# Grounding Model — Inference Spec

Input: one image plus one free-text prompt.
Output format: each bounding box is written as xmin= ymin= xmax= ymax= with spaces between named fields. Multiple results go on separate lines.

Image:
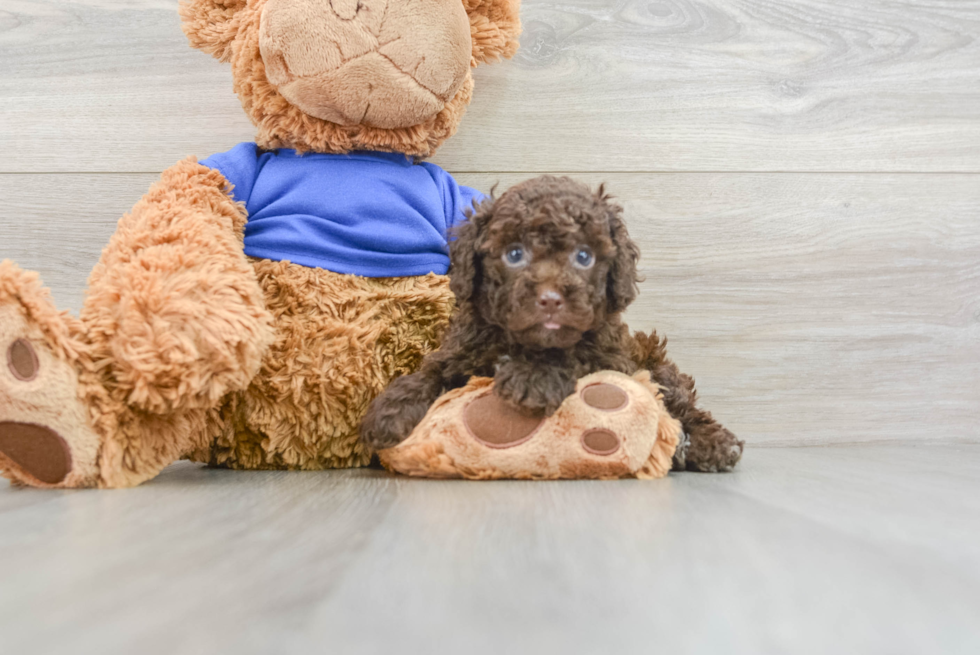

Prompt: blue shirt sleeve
xmin=421 ymin=162 xmax=486 ymax=232
xmin=199 ymin=142 xmax=261 ymax=205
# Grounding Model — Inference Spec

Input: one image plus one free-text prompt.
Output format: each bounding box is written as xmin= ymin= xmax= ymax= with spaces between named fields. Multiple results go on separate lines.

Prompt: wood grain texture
xmin=1 ymin=445 xmax=979 ymax=654
xmin=0 ymin=0 xmax=979 ymax=172
xmin=2 ymin=172 xmax=977 ymax=446
xmin=2 ymin=1 xmax=979 ymax=651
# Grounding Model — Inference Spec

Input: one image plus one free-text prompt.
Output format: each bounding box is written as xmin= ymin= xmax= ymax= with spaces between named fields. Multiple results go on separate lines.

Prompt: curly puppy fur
xmin=361 ymin=176 xmax=744 ymax=472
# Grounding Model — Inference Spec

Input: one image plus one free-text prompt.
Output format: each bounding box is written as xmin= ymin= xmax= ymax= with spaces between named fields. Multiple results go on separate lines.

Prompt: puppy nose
xmin=536 ymin=290 xmax=564 ymax=313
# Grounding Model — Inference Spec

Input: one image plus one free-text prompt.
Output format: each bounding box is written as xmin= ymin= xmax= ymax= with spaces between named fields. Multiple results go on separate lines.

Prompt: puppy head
xmin=450 ymin=176 xmax=639 ymax=349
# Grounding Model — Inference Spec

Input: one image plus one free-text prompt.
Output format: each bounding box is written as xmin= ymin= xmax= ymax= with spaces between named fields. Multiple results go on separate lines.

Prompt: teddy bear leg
xmin=2 ymin=159 xmax=274 ymax=489
xmin=0 ymin=262 xmax=101 ymax=488
xmin=1 ymin=160 xmax=274 ymax=488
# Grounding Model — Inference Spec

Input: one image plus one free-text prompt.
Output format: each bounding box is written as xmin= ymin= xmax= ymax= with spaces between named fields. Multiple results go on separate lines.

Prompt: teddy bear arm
xmin=80 ymin=158 xmax=275 ymax=417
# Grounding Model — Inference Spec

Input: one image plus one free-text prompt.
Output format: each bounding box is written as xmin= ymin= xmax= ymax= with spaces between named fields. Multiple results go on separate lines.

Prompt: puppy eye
xmin=571 ymin=246 xmax=595 ymax=269
xmin=503 ymin=244 xmax=529 ymax=267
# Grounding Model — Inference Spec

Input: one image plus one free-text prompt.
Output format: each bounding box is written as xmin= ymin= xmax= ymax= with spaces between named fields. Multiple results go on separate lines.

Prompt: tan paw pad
xmin=581 ymin=428 xmax=621 ymax=456
xmin=7 ymin=338 xmax=39 ymax=382
xmin=0 ymin=422 xmax=72 ymax=485
xmin=581 ymin=383 xmax=629 ymax=411
xmin=463 ymin=392 xmax=544 ymax=448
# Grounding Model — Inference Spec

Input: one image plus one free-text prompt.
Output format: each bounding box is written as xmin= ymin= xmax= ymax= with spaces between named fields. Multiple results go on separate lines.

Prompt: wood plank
xmin=1 ymin=171 xmax=977 ymax=446
xmin=1 ymin=446 xmax=979 ymax=653
xmin=298 ymin=447 xmax=980 ymax=655
xmin=0 ymin=466 xmax=401 ymax=654
xmin=1 ymin=0 xmax=979 ymax=173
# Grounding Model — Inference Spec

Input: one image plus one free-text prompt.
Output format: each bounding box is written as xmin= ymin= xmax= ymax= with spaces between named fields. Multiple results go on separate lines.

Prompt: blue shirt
xmin=199 ymin=143 xmax=484 ymax=277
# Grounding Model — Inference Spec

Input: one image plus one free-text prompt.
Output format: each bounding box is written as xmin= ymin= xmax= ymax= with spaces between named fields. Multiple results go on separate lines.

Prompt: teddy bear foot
xmin=0 ymin=262 xmax=101 ymax=488
xmin=378 ymin=370 xmax=682 ymax=480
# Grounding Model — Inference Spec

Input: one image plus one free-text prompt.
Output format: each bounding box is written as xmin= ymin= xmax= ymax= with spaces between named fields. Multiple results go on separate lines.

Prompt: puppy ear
xmin=601 ymin=188 xmax=640 ymax=314
xmin=179 ymin=0 xmax=247 ymax=63
xmin=464 ymin=0 xmax=523 ymax=66
xmin=449 ymin=197 xmax=493 ymax=304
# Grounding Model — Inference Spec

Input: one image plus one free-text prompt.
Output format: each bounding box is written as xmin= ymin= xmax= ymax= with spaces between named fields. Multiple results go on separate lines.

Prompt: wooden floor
xmin=1 ymin=1 xmax=979 ymax=652
xmin=1 ymin=445 xmax=979 ymax=654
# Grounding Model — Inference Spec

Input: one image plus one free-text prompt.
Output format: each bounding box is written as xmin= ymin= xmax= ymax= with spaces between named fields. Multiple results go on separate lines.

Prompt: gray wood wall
xmin=1 ymin=0 xmax=977 ymax=447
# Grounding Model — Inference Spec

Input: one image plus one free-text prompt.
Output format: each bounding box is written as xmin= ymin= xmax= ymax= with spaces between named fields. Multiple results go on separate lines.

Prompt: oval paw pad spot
xmin=7 ymin=338 xmax=38 ymax=382
xmin=0 ymin=422 xmax=72 ymax=484
xmin=464 ymin=392 xmax=544 ymax=449
xmin=581 ymin=383 xmax=628 ymax=411
xmin=581 ymin=429 xmax=621 ymax=456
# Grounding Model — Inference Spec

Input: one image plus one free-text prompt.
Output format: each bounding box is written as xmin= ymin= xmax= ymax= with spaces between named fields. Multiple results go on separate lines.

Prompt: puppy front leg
xmin=494 ymin=359 xmax=577 ymax=417
xmin=360 ymin=365 xmax=448 ymax=450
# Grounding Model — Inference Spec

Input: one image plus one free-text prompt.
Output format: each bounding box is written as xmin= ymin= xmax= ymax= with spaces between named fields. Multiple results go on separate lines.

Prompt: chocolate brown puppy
xmin=360 ymin=176 xmax=743 ymax=472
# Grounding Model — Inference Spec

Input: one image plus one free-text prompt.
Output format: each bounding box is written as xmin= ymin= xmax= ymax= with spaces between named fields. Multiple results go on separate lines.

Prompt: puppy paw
xmin=360 ymin=406 xmax=423 ymax=450
xmin=684 ymin=424 xmax=744 ymax=472
xmin=493 ymin=360 xmax=576 ymax=417
xmin=360 ymin=373 xmax=434 ymax=450
xmin=671 ymin=430 xmax=691 ymax=471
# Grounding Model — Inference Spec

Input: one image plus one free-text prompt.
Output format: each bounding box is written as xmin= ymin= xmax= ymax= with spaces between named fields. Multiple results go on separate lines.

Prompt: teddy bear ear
xmin=179 ymin=0 xmax=248 ymax=62
xmin=464 ymin=0 xmax=523 ymax=66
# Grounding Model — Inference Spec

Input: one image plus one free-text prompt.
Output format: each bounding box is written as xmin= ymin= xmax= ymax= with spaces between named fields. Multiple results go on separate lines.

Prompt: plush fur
xmin=258 ymin=0 xmax=472 ymax=128
xmin=197 ymin=259 xmax=454 ymax=472
xmin=0 ymin=0 xmax=520 ymax=488
xmin=0 ymin=164 xmax=456 ymax=488
xmin=362 ymin=176 xmax=744 ymax=472
xmin=181 ymin=0 xmax=520 ymax=157
xmin=2 ymin=158 xmax=456 ymax=488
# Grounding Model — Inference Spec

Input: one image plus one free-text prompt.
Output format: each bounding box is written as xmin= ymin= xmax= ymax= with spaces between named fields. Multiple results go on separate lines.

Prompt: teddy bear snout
xmin=258 ymin=0 xmax=472 ymax=129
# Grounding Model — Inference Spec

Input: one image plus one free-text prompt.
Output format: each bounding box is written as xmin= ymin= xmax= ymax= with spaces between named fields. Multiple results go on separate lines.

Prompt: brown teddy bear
xmin=0 ymin=0 xmax=522 ymax=488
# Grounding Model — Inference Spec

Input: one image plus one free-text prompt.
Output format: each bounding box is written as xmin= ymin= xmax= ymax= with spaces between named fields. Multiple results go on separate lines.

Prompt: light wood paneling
xmin=0 ymin=0 xmax=978 ymax=173
xmin=2 ymin=172 xmax=977 ymax=446
xmin=1 ymin=446 xmax=979 ymax=654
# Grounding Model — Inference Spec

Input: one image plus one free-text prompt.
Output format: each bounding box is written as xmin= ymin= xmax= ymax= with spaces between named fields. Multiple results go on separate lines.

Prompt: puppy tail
xmin=630 ymin=329 xmax=668 ymax=372
xmin=631 ymin=329 xmax=699 ymax=418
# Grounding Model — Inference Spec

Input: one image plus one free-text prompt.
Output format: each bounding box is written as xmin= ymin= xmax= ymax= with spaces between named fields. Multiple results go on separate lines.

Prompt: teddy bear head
xmin=180 ymin=0 xmax=521 ymax=157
